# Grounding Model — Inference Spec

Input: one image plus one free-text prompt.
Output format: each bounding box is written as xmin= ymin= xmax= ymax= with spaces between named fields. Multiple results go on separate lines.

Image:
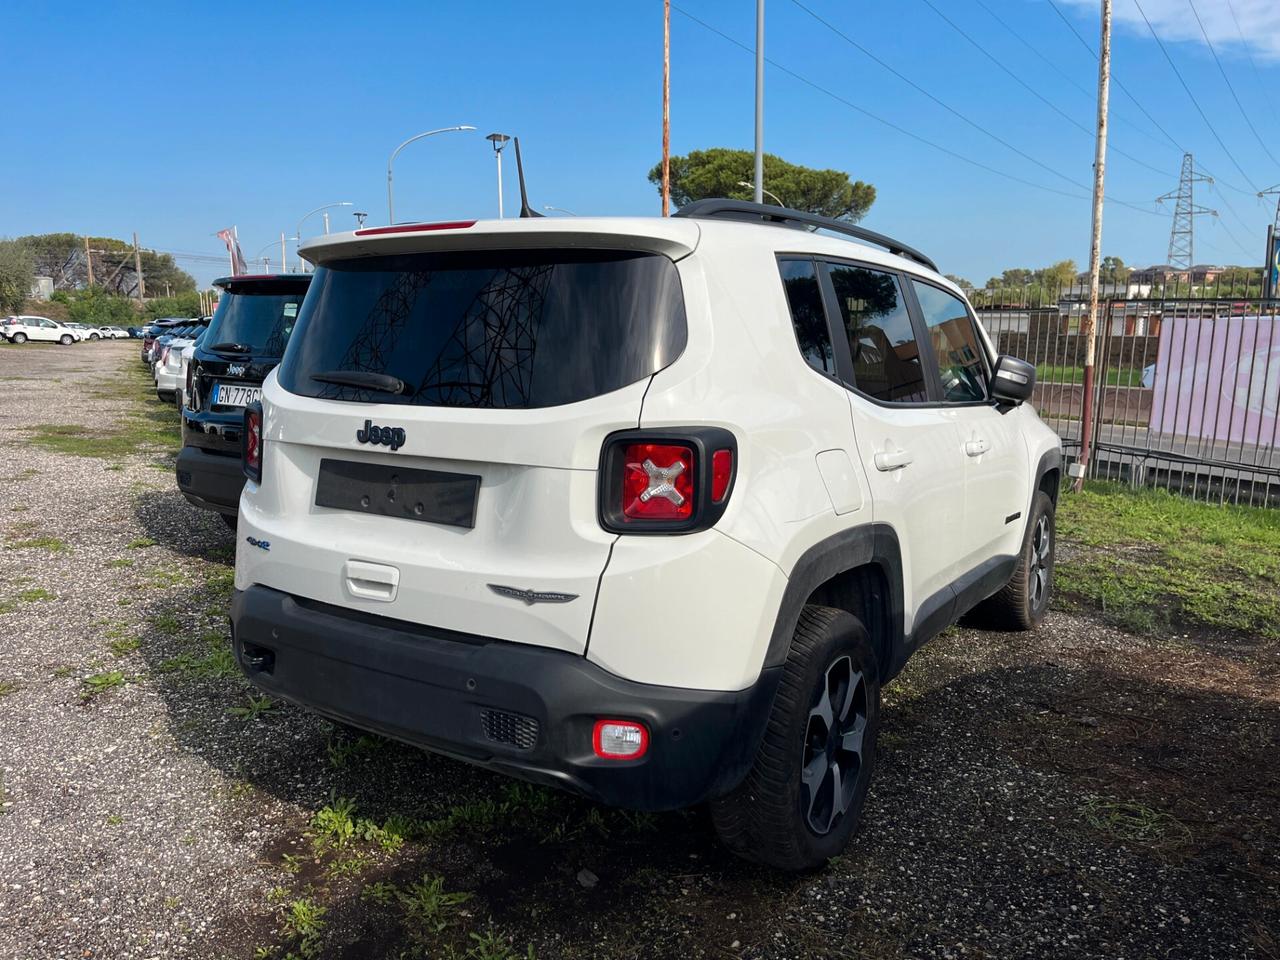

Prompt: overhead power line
xmin=969 ymin=0 xmax=1171 ymax=152
xmin=1185 ymin=0 xmax=1280 ymax=172
xmin=669 ymin=4 xmax=1164 ymax=219
xmin=916 ymin=0 xmax=1174 ymax=179
xmin=1224 ymin=0 xmax=1280 ymax=128
xmin=1129 ymin=0 xmax=1261 ymax=194
xmin=784 ymin=0 xmax=1163 ymax=216
xmin=1043 ymin=0 xmax=1256 ymax=200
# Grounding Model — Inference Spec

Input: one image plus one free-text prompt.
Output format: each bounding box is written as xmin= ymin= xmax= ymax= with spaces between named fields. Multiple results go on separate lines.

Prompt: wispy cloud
xmin=1060 ymin=0 xmax=1280 ymax=60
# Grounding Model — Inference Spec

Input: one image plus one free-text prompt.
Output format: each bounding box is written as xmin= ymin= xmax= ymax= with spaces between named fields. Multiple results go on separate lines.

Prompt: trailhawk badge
xmin=487 ymin=584 xmax=580 ymax=605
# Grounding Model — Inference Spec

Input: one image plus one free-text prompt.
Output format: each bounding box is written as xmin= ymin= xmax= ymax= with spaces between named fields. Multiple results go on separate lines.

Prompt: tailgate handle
xmin=343 ymin=560 xmax=400 ymax=602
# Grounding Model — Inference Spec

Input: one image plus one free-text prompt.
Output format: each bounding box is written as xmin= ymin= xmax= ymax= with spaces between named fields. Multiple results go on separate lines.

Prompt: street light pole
xmin=296 ymin=203 xmax=353 ymax=272
xmin=754 ymin=0 xmax=764 ymax=205
xmin=486 ymin=133 xmax=511 ymax=218
xmin=386 ymin=124 xmax=477 ymax=224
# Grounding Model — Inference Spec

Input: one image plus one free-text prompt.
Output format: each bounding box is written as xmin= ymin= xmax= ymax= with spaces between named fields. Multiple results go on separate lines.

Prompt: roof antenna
xmin=514 ymin=137 xmax=543 ymax=218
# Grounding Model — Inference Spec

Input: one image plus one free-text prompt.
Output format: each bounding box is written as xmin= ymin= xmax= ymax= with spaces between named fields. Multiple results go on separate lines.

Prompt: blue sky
xmin=3 ymin=0 xmax=1280 ymax=288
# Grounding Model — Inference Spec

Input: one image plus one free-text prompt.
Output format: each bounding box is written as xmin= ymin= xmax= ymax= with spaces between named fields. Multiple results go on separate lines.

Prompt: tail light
xmin=242 ymin=401 xmax=263 ymax=483
xmin=160 ymin=346 xmax=170 ymax=364
xmin=185 ymin=361 xmax=196 ymax=409
xmin=598 ymin=427 xmax=736 ymax=534
xmin=592 ymin=719 xmax=649 ymax=760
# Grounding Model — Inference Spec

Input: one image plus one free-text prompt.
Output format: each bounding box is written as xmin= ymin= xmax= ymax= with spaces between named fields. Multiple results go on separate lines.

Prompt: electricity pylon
xmin=1157 ymin=153 xmax=1217 ymax=269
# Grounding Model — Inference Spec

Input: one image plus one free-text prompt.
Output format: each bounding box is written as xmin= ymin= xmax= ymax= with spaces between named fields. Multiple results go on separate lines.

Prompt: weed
xmin=164 ymin=896 xmax=181 ymax=910
xmin=127 ymin=537 xmax=156 ymax=549
xmin=398 ymin=875 xmax=471 ymax=936
xmin=464 ymin=927 xmax=536 ymax=960
xmin=310 ymin=797 xmax=358 ymax=850
xmin=325 ymin=851 xmax=374 ymax=881
xmin=325 ymin=731 xmax=385 ymax=769
xmin=1079 ymin=796 xmax=1192 ymax=847
xmin=17 ymin=588 xmax=54 ymax=603
xmin=81 ymin=671 xmax=126 ymax=700
xmin=228 ymin=693 xmax=275 ymax=721
xmin=280 ymin=853 xmax=303 ymax=875
xmin=0 ymin=680 xmax=19 ymax=699
xmin=361 ymin=881 xmax=399 ymax=906
xmin=107 ymin=557 xmax=133 ymax=568
xmin=152 ymin=612 xmax=182 ymax=635
xmin=280 ymin=897 xmax=327 ymax=959
xmin=106 ymin=814 xmax=123 ymax=825
xmin=51 ymin=665 xmax=74 ymax=678
xmin=109 ymin=636 xmax=141 ymax=657
xmin=147 ymin=568 xmax=185 ymax=589
xmin=6 ymin=536 xmax=68 ymax=552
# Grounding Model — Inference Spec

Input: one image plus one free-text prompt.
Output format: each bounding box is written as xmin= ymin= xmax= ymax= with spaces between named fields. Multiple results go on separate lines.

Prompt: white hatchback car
xmin=2 ymin=316 xmax=83 ymax=345
xmin=230 ymin=201 xmax=1061 ymax=870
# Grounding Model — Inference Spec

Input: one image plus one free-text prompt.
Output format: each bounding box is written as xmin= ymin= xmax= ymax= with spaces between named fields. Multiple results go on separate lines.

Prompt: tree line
xmin=0 ymin=232 xmax=198 ymax=321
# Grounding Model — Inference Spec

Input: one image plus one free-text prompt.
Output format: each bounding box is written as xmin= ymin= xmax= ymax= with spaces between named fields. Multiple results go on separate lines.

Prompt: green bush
xmin=0 ymin=239 xmax=35 ymax=314
xmin=144 ymin=293 xmax=202 ymax=320
xmin=66 ymin=286 xmax=139 ymax=326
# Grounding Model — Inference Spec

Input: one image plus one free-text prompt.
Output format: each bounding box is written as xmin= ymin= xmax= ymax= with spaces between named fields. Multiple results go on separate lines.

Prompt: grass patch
xmin=1057 ymin=482 xmax=1280 ymax=640
xmin=126 ymin=537 xmax=156 ymax=549
xmin=0 ymin=680 xmax=19 ymax=698
xmin=108 ymin=636 xmax=141 ymax=657
xmin=227 ymin=693 xmax=275 ymax=721
xmin=6 ymin=536 xmax=68 ymax=552
xmin=81 ymin=670 xmax=127 ymax=700
xmin=25 ymin=365 xmax=180 ymax=461
xmin=1036 ymin=363 xmax=1146 ymax=388
xmin=0 ymin=587 xmax=55 ymax=612
xmin=1079 ymin=796 xmax=1192 ymax=847
xmin=107 ymin=557 xmax=134 ymax=568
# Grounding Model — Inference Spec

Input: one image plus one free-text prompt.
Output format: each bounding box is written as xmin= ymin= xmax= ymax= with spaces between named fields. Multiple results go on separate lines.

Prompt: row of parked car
xmin=1 ymin=316 xmax=136 ymax=343
xmin=157 ymin=203 xmax=1060 ymax=872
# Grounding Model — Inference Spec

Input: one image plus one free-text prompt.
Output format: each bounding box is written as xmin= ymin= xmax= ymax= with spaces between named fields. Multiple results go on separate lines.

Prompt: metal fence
xmin=976 ymin=287 xmax=1280 ymax=508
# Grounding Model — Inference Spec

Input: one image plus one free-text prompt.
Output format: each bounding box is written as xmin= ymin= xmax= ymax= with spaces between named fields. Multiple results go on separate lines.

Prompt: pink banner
xmin=1149 ymin=316 xmax=1280 ymax=445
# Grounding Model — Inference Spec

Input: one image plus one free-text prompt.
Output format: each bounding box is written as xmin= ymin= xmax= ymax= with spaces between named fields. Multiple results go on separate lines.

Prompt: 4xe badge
xmin=356 ymin=419 xmax=406 ymax=451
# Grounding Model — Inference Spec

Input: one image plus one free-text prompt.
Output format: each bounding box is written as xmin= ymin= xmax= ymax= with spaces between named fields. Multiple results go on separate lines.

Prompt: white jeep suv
xmin=230 ymin=201 xmax=1061 ymax=870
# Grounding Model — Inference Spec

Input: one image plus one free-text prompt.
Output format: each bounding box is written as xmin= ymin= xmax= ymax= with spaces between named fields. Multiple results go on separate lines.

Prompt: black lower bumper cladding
xmin=230 ymin=585 xmax=780 ymax=811
xmin=176 ymin=445 xmax=245 ymax=516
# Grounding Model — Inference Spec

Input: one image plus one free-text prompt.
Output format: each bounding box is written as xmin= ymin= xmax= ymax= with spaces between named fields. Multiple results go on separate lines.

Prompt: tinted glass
xmin=205 ymin=283 xmax=307 ymax=357
xmin=778 ymin=258 xmax=834 ymax=375
xmin=912 ymin=281 xmax=986 ymax=402
xmin=824 ymin=263 xmax=928 ymax=403
xmin=278 ymin=249 xmax=687 ymax=409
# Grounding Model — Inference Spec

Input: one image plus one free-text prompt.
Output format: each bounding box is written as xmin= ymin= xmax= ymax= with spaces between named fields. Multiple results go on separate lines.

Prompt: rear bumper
xmin=229 ymin=584 xmax=780 ymax=811
xmin=176 ymin=444 xmax=244 ymax=516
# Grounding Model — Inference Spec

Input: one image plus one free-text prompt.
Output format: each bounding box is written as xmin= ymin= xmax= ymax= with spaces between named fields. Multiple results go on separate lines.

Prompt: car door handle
xmin=965 ymin=438 xmax=990 ymax=458
xmin=873 ymin=448 xmax=913 ymax=472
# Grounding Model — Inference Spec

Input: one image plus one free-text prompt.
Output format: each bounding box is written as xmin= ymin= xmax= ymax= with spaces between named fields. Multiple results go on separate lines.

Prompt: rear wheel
xmin=971 ymin=490 xmax=1055 ymax=630
xmin=711 ymin=605 xmax=880 ymax=871
xmin=59 ymin=334 xmax=73 ymax=345
xmin=12 ymin=333 xmax=26 ymax=344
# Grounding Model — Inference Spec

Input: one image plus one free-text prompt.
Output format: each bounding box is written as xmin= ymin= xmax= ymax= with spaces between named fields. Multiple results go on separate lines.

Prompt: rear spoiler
xmin=299 ymin=217 xmax=702 ymax=267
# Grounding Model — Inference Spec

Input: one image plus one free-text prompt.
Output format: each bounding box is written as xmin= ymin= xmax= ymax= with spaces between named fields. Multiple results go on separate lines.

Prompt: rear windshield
xmin=277 ymin=249 xmax=687 ymax=409
xmin=205 ymin=282 xmax=308 ymax=357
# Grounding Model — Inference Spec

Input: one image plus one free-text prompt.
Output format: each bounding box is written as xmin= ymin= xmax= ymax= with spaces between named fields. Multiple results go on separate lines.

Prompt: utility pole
xmin=753 ymin=0 xmax=764 ymax=205
xmin=1074 ymin=0 xmax=1112 ymax=494
xmin=84 ymin=236 xmax=94 ymax=287
xmin=1157 ymin=153 xmax=1215 ymax=270
xmin=280 ymin=232 xmax=287 ymax=274
xmin=662 ymin=0 xmax=671 ymax=216
xmin=132 ymin=232 xmax=145 ymax=303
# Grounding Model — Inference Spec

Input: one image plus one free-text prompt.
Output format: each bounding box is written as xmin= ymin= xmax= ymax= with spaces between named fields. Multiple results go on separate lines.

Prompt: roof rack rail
xmin=673 ymin=198 xmax=938 ymax=273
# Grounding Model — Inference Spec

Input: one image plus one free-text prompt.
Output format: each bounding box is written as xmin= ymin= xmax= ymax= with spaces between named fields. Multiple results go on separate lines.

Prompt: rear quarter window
xmin=277 ymin=249 xmax=688 ymax=409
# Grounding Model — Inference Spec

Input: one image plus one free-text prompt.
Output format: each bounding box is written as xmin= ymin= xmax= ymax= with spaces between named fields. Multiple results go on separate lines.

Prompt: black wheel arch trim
xmin=1034 ymin=446 xmax=1063 ymax=505
xmin=764 ymin=523 xmax=906 ymax=680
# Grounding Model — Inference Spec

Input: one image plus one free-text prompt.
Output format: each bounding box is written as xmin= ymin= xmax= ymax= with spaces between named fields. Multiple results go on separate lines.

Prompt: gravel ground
xmin=0 ymin=341 xmax=1276 ymax=960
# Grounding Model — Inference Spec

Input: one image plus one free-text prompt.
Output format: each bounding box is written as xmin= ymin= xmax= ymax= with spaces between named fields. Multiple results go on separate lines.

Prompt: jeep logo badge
xmin=356 ymin=419 xmax=406 ymax=451
xmin=228 ymin=363 xmax=247 ymax=376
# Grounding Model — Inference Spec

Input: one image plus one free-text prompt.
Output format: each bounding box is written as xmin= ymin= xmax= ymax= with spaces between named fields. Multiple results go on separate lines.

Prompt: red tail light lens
xmin=622 ymin=443 xmax=694 ymax=520
xmin=711 ymin=449 xmax=734 ymax=502
xmin=160 ymin=346 xmax=170 ymax=364
xmin=242 ymin=402 xmax=263 ymax=482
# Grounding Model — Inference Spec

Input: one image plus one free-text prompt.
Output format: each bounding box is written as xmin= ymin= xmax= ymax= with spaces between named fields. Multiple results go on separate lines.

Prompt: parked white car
xmin=99 ymin=326 xmax=129 ymax=339
xmin=2 ymin=316 xmax=83 ymax=344
xmin=155 ymin=337 xmax=196 ymax=401
xmin=65 ymin=322 xmax=102 ymax=341
xmin=230 ymin=202 xmax=1061 ymax=871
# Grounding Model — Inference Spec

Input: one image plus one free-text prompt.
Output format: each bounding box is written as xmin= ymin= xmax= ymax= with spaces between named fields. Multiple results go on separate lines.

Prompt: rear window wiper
xmin=311 ymin=370 xmax=410 ymax=395
xmin=208 ymin=341 xmax=253 ymax=355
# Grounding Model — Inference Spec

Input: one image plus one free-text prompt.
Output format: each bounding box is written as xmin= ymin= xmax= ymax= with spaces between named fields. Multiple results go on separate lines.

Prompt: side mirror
xmin=991 ymin=355 xmax=1035 ymax=405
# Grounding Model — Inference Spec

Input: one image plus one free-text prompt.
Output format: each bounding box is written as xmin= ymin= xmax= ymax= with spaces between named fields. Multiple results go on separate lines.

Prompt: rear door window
xmin=822 ymin=262 xmax=929 ymax=403
xmin=278 ymin=249 xmax=687 ymax=409
xmin=205 ymin=282 xmax=308 ymax=358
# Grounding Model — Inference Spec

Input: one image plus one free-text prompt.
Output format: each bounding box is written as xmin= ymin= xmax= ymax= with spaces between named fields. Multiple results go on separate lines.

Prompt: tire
xmin=971 ymin=490 xmax=1055 ymax=631
xmin=89 ymin=333 xmax=100 ymax=341
xmin=12 ymin=333 xmax=26 ymax=344
xmin=220 ymin=513 xmax=238 ymax=531
xmin=711 ymin=605 xmax=880 ymax=871
xmin=59 ymin=334 xmax=73 ymax=345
